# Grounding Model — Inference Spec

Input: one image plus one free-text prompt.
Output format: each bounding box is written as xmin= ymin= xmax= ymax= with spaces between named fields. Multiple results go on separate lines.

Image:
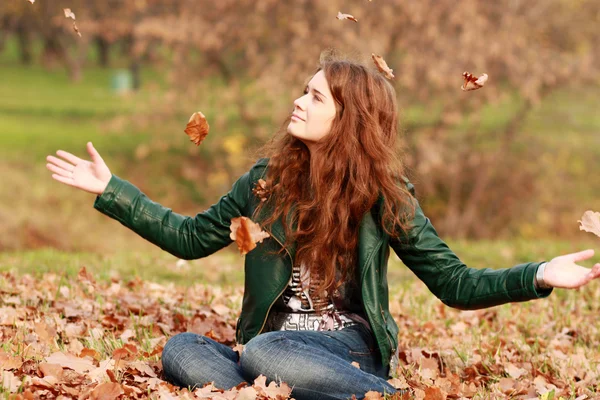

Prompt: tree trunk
xmin=95 ymin=36 xmax=110 ymax=67
xmin=16 ymin=22 xmax=32 ymax=64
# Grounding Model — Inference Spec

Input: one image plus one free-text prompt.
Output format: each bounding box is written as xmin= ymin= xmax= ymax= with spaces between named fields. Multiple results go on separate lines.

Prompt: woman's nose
xmin=293 ymin=97 xmax=304 ymax=110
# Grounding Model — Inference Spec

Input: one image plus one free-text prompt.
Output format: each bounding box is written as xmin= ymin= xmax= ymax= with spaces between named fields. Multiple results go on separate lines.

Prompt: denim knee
xmin=162 ymin=332 xmax=199 ymax=372
xmin=239 ymin=332 xmax=287 ymax=379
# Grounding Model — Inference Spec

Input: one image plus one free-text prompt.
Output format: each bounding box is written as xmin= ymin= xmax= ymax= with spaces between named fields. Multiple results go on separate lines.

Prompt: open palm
xmin=46 ymin=142 xmax=112 ymax=195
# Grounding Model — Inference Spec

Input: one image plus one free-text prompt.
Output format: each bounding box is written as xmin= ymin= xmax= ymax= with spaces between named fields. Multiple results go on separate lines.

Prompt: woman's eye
xmin=313 ymin=95 xmax=321 ymax=102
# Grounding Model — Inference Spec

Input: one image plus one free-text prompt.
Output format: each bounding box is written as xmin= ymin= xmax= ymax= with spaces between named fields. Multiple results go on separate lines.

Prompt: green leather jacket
xmin=93 ymin=157 xmax=552 ymax=374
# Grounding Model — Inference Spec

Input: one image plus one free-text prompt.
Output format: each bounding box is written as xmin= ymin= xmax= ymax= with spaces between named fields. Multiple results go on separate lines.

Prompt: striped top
xmin=263 ymin=261 xmax=371 ymax=332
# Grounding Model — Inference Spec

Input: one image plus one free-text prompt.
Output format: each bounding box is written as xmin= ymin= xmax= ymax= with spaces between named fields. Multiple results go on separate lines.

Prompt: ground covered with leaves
xmin=1 ymin=266 xmax=599 ymax=399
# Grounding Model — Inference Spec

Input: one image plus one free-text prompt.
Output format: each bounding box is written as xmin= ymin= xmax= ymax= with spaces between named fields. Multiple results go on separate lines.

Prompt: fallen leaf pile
xmin=229 ymin=216 xmax=270 ymax=256
xmin=1 ymin=264 xmax=600 ymax=398
xmin=184 ymin=111 xmax=210 ymax=146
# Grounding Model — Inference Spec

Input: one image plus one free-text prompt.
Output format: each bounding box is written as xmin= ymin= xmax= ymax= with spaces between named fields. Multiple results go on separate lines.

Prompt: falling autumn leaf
xmin=64 ymin=8 xmax=76 ymax=19
xmin=461 ymin=71 xmax=488 ymax=91
xmin=371 ymin=54 xmax=395 ymax=80
xmin=63 ymin=8 xmax=82 ymax=37
xmin=184 ymin=111 xmax=210 ymax=146
xmin=578 ymin=210 xmax=600 ymax=238
xmin=337 ymin=11 xmax=358 ymax=23
xmin=229 ymin=216 xmax=270 ymax=255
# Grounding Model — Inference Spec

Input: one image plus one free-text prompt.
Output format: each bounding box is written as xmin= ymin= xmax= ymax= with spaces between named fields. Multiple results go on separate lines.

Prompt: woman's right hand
xmin=46 ymin=142 xmax=112 ymax=195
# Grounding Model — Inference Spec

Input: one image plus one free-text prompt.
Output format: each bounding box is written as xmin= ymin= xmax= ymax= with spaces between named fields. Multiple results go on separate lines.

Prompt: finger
xmin=56 ymin=149 xmax=84 ymax=166
xmin=588 ymin=263 xmax=600 ymax=280
xmin=568 ymin=249 xmax=595 ymax=263
xmin=46 ymin=163 xmax=73 ymax=178
xmin=86 ymin=142 xmax=104 ymax=163
xmin=46 ymin=155 xmax=74 ymax=171
xmin=51 ymin=173 xmax=76 ymax=187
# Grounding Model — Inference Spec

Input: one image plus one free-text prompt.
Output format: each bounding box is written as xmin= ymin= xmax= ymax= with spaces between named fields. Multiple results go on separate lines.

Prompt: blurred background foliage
xmin=0 ymin=0 xmax=598 ymax=259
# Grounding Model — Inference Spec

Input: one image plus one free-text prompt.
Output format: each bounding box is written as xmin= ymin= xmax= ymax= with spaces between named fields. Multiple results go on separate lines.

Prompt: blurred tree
xmin=1 ymin=0 xmax=598 ymax=238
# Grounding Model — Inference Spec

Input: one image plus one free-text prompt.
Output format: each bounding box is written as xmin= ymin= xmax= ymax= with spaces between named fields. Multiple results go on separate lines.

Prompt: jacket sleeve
xmin=389 ymin=181 xmax=553 ymax=310
xmin=93 ymin=164 xmax=256 ymax=260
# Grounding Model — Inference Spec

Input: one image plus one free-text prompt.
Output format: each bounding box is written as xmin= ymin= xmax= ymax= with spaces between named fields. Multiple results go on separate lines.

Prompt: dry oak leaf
xmin=72 ymin=22 xmax=82 ymax=37
xmin=364 ymin=391 xmax=384 ymax=400
xmin=461 ymin=72 xmax=488 ymax=91
xmin=578 ymin=210 xmax=600 ymax=238
xmin=337 ymin=11 xmax=358 ymax=22
xmin=230 ymin=216 xmax=270 ymax=256
xmin=63 ymin=8 xmax=76 ymax=19
xmin=253 ymin=374 xmax=293 ymax=398
xmin=371 ymin=54 xmax=395 ymax=80
xmin=252 ymin=178 xmax=270 ymax=202
xmin=90 ymin=382 xmax=124 ymax=400
xmin=45 ymin=351 xmax=94 ymax=374
xmin=184 ymin=111 xmax=210 ymax=146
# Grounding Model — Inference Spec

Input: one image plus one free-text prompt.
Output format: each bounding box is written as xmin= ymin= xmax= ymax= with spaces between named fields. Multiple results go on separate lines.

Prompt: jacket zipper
xmin=256 ymin=227 xmax=293 ymax=335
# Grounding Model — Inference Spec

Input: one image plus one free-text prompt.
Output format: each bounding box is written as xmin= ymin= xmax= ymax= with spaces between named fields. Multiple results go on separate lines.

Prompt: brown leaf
xmin=90 ymin=382 xmax=124 ymax=400
xmin=232 ymin=343 xmax=245 ymax=356
xmin=578 ymin=210 xmax=600 ymax=238
xmin=0 ymin=350 xmax=23 ymax=371
xmin=1 ymin=370 xmax=22 ymax=392
xmin=63 ymin=8 xmax=76 ymax=20
xmin=229 ymin=216 xmax=270 ymax=256
xmin=184 ymin=111 xmax=210 ymax=146
xmin=253 ymin=374 xmax=293 ymax=398
xmin=252 ymin=178 xmax=270 ymax=202
xmin=371 ymin=54 xmax=395 ymax=79
xmin=336 ymin=12 xmax=358 ymax=23
xmin=364 ymin=391 xmax=384 ymax=400
xmin=72 ymin=22 xmax=82 ymax=38
xmin=423 ymin=387 xmax=446 ymax=400
xmin=39 ymin=363 xmax=63 ymax=380
xmin=461 ymin=72 xmax=488 ymax=91
xmin=44 ymin=351 xmax=94 ymax=374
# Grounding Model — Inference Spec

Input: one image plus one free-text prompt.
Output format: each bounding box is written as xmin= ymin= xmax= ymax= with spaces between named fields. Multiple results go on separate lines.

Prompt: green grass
xmin=1 ymin=237 xmax=596 ymax=289
xmin=0 ymin=247 xmax=245 ymax=288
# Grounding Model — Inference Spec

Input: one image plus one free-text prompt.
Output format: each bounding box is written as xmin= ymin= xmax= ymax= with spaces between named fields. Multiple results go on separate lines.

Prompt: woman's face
xmin=287 ymin=70 xmax=337 ymax=152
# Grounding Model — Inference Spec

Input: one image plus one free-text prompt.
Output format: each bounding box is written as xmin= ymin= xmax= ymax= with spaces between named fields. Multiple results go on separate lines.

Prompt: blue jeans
xmin=161 ymin=324 xmax=400 ymax=399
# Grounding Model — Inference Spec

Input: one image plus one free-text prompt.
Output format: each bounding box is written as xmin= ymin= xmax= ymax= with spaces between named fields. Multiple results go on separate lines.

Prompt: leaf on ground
xmin=1 ymin=370 xmax=23 ymax=393
xmin=90 ymin=382 xmax=124 ymax=400
xmin=0 ymin=350 xmax=23 ymax=371
xmin=45 ymin=352 xmax=94 ymax=374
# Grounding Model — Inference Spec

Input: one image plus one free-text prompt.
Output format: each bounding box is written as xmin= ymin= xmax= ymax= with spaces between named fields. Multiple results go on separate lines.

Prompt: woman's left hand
xmin=543 ymin=249 xmax=600 ymax=289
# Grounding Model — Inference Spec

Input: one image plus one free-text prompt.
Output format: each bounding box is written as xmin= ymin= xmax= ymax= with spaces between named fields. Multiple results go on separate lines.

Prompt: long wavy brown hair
xmin=251 ymin=51 xmax=416 ymax=312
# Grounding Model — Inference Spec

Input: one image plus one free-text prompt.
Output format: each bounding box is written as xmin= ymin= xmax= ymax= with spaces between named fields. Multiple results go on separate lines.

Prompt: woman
xmin=46 ymin=55 xmax=600 ymax=400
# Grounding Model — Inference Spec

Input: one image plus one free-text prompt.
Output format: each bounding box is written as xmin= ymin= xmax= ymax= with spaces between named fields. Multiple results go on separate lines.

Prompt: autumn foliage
xmin=2 ymin=264 xmax=600 ymax=398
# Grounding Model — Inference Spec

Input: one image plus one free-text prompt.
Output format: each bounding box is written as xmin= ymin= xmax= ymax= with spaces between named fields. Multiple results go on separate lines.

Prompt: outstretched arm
xmin=390 ymin=185 xmax=599 ymax=310
xmin=47 ymin=142 xmax=256 ymax=260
